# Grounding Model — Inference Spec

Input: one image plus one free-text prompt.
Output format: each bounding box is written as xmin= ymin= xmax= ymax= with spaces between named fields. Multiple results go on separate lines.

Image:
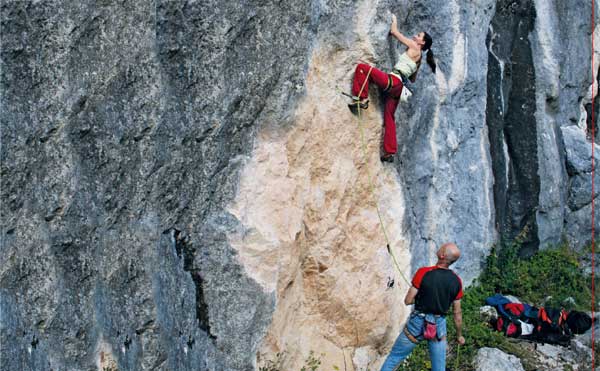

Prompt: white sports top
xmin=391 ymin=52 xmax=418 ymax=78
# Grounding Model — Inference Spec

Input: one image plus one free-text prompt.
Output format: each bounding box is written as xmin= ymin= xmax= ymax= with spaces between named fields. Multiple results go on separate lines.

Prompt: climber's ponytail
xmin=423 ymin=32 xmax=436 ymax=74
xmin=426 ymin=49 xmax=436 ymax=74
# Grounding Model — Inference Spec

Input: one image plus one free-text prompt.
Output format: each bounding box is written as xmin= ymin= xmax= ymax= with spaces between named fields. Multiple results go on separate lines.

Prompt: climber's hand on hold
xmin=390 ymin=14 xmax=398 ymax=34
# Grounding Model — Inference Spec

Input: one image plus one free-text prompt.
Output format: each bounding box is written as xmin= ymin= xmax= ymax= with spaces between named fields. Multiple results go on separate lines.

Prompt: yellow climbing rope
xmin=353 ymin=65 xmax=410 ymax=287
xmin=353 ymin=66 xmax=465 ymax=365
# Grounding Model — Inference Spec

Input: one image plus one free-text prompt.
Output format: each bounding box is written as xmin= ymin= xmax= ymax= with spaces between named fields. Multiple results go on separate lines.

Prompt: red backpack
xmin=494 ymin=303 xmax=525 ymax=337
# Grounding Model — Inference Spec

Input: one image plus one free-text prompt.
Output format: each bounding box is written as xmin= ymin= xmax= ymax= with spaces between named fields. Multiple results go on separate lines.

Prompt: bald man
xmin=380 ymin=243 xmax=465 ymax=371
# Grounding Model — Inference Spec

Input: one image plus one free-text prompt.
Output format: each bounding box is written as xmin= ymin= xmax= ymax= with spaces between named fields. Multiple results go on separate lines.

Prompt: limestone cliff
xmin=0 ymin=1 xmax=598 ymax=371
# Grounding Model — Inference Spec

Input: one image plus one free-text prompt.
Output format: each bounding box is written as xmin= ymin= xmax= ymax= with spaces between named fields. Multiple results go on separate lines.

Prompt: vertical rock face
xmin=1 ymin=1 xmax=316 ymax=370
xmin=232 ymin=16 xmax=412 ymax=370
xmin=534 ymin=0 xmax=600 ymax=252
xmin=562 ymin=125 xmax=600 ymax=247
xmin=486 ymin=0 xmax=540 ymax=255
xmin=0 ymin=1 xmax=597 ymax=371
xmin=555 ymin=0 xmax=600 ymax=250
xmin=486 ymin=0 xmax=600 ymax=254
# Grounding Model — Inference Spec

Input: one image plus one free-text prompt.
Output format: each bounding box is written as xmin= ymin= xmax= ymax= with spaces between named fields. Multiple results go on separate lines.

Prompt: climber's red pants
xmin=351 ymin=63 xmax=404 ymax=155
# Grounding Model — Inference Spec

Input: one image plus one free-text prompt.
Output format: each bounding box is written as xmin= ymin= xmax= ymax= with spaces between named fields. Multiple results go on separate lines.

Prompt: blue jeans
xmin=379 ymin=312 xmax=447 ymax=371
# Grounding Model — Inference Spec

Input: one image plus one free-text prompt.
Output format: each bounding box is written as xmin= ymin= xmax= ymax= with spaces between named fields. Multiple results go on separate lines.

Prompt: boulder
xmin=562 ymin=125 xmax=599 ymax=176
xmin=475 ymin=347 xmax=525 ymax=371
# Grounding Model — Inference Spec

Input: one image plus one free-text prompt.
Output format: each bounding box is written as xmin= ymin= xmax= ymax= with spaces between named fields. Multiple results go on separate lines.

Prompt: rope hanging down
xmin=353 ymin=65 xmax=410 ymax=287
xmin=353 ymin=66 xmax=465 ymax=366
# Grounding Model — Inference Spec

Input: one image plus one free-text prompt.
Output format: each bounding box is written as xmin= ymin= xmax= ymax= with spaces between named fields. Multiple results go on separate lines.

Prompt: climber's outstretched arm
xmin=390 ymin=14 xmax=418 ymax=50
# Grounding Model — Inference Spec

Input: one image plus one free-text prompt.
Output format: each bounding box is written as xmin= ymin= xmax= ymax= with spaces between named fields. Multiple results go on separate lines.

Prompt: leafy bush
xmin=260 ymin=351 xmax=327 ymax=371
xmin=481 ymin=241 xmax=592 ymax=310
xmin=300 ymin=351 xmax=323 ymax=371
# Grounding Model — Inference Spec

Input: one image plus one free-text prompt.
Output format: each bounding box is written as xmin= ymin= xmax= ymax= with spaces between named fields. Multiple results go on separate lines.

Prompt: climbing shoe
xmin=380 ymin=153 xmax=394 ymax=163
xmin=347 ymin=97 xmax=369 ymax=112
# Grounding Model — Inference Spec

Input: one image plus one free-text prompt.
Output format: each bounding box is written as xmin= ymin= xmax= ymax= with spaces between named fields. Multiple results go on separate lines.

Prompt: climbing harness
xmin=352 ymin=65 xmax=410 ymax=287
xmin=400 ymin=83 xmax=412 ymax=102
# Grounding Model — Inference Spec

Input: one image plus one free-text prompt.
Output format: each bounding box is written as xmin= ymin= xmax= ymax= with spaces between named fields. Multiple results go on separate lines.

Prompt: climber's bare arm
xmin=390 ymin=14 xmax=418 ymax=50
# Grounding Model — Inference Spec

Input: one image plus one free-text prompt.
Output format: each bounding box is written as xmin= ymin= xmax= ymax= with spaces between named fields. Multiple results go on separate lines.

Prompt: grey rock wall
xmin=486 ymin=0 xmax=599 ymax=254
xmin=1 ymin=1 xmax=316 ymax=370
xmin=533 ymin=0 xmax=599 ymax=251
xmin=563 ymin=125 xmax=600 ymax=247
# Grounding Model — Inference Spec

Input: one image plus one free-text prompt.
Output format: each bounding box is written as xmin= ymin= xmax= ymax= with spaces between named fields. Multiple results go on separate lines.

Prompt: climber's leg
xmin=382 ymin=96 xmax=400 ymax=155
xmin=351 ymin=64 xmax=390 ymax=100
xmin=381 ymin=76 xmax=403 ymax=156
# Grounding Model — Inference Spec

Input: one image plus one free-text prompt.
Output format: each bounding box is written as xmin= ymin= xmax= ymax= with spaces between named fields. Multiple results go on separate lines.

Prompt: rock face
xmin=486 ymin=0 xmax=600 ymax=255
xmin=0 ymin=1 xmax=597 ymax=371
xmin=486 ymin=0 xmax=540 ymax=254
xmin=563 ymin=125 xmax=600 ymax=248
xmin=1 ymin=1 xmax=315 ymax=370
xmin=475 ymin=347 xmax=525 ymax=371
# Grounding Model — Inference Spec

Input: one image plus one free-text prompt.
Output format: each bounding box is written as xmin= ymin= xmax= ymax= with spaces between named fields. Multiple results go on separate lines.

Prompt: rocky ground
xmin=475 ymin=336 xmax=593 ymax=371
xmin=474 ymin=311 xmax=599 ymax=371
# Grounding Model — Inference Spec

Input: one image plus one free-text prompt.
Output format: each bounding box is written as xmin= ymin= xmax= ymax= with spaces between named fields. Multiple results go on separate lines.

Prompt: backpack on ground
xmin=565 ymin=310 xmax=592 ymax=335
xmin=485 ymin=294 xmax=591 ymax=346
xmin=526 ymin=307 xmax=572 ymax=346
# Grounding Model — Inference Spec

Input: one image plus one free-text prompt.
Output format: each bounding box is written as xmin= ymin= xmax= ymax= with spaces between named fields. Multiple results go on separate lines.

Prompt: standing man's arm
xmin=404 ymin=286 xmax=418 ymax=305
xmin=452 ymin=300 xmax=465 ymax=345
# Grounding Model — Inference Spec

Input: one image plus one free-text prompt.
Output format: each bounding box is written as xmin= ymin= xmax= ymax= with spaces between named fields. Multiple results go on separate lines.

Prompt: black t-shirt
xmin=412 ymin=266 xmax=463 ymax=315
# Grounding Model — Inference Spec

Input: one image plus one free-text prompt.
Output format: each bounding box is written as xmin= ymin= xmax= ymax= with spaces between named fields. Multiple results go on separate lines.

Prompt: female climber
xmin=349 ymin=14 xmax=436 ymax=162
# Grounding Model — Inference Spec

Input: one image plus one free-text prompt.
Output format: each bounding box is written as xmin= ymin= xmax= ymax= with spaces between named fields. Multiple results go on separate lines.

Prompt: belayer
xmin=379 ymin=243 xmax=465 ymax=371
xmin=348 ymin=14 xmax=436 ymax=162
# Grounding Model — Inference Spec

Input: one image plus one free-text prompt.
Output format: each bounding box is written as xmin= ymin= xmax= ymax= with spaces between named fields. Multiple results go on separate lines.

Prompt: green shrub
xmin=480 ymin=240 xmax=593 ymax=310
xmin=300 ymin=351 xmax=323 ymax=371
xmin=259 ymin=351 xmax=327 ymax=371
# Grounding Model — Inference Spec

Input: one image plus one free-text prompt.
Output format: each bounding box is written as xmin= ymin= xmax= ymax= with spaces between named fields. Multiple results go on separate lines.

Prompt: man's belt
xmin=414 ymin=310 xmax=445 ymax=318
